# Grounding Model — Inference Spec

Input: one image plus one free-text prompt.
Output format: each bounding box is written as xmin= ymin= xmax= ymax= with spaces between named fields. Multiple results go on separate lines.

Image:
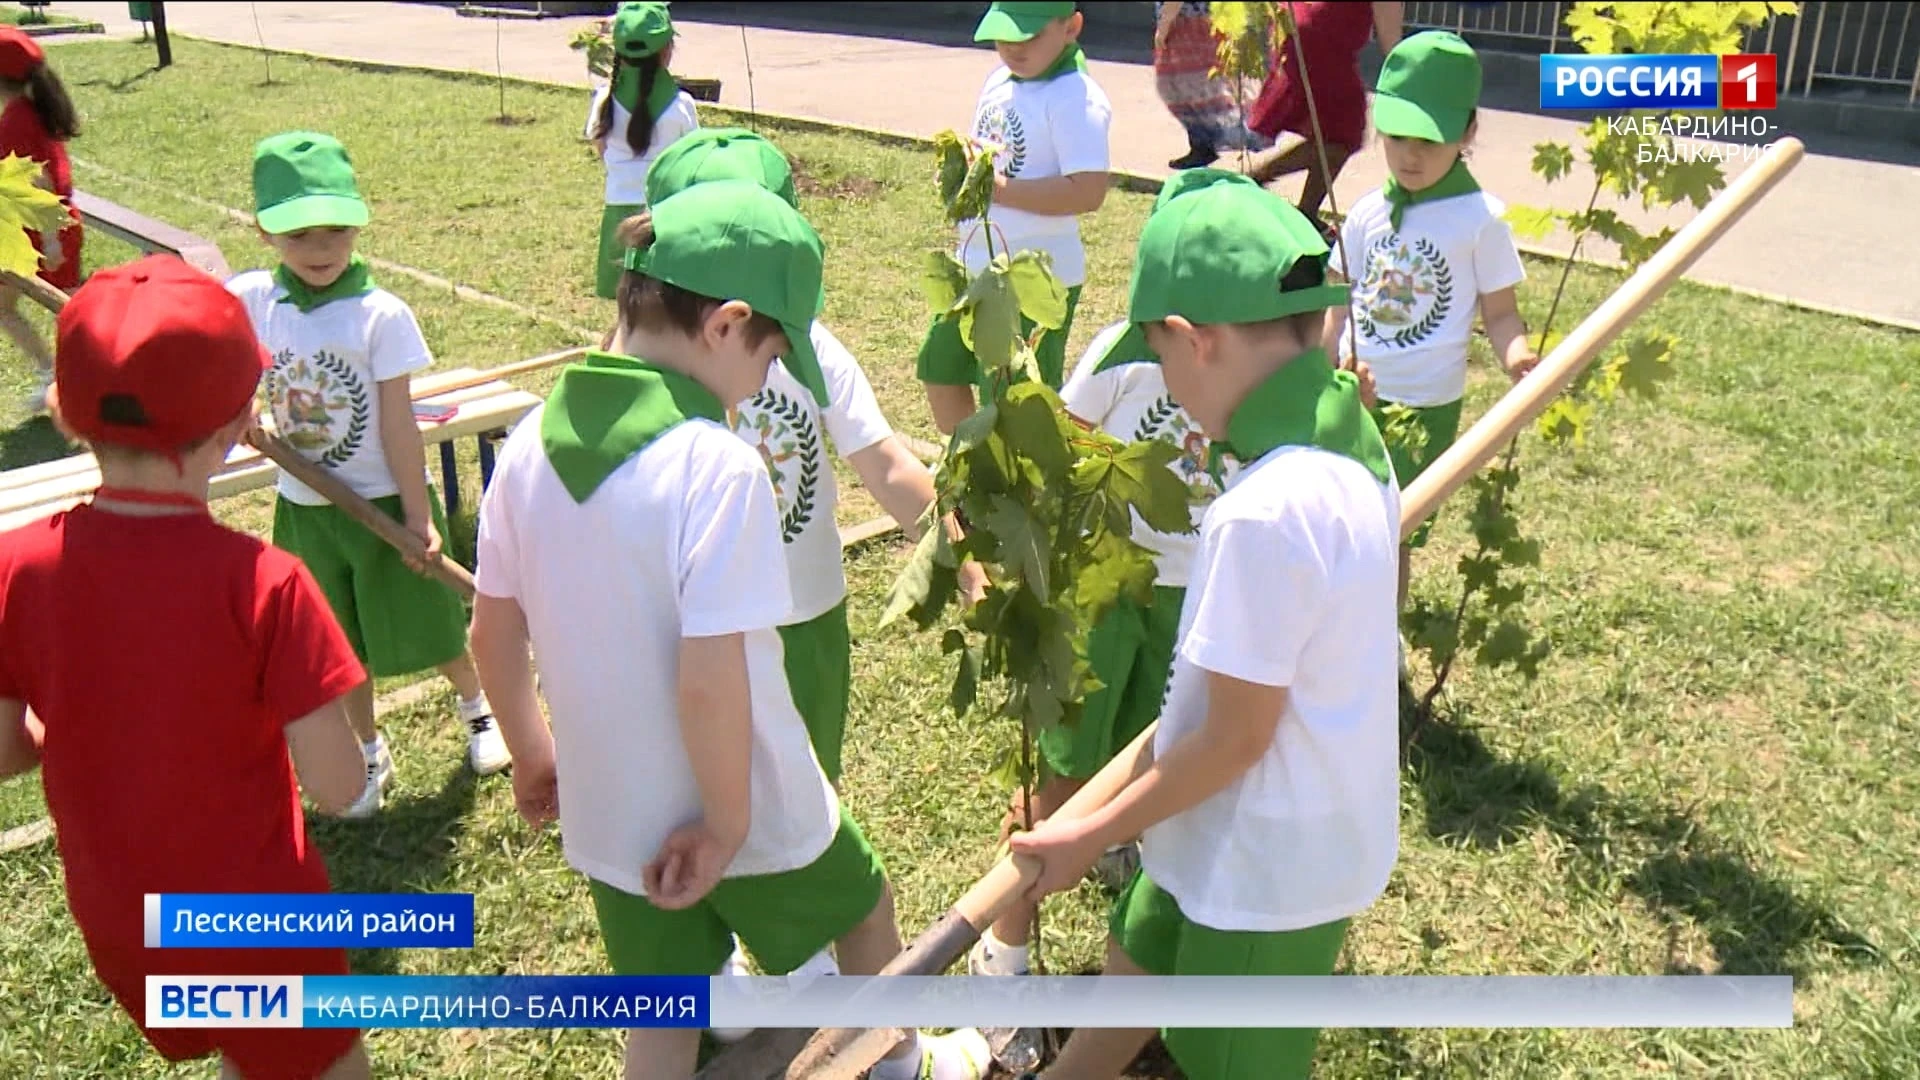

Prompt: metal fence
xmin=1404 ymin=1 xmax=1919 ymax=104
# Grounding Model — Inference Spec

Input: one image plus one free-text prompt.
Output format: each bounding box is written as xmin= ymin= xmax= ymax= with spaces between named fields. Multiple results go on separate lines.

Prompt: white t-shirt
xmin=1140 ymin=444 xmax=1402 ymax=932
xmin=227 ymin=270 xmax=434 ymax=506
xmin=957 ymin=65 xmax=1112 ymax=287
xmin=729 ymin=322 xmax=893 ymax=625
xmin=1059 ymin=322 xmax=1237 ymax=588
xmin=473 ymin=407 xmax=839 ymax=897
xmin=585 ymin=85 xmax=701 ymax=206
xmin=1330 ymin=189 xmax=1527 ymax=407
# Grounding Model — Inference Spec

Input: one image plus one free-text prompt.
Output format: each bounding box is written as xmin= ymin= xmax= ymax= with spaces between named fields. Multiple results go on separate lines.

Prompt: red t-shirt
xmin=0 ymin=95 xmax=70 ymax=198
xmin=0 ymin=506 xmax=366 ymax=949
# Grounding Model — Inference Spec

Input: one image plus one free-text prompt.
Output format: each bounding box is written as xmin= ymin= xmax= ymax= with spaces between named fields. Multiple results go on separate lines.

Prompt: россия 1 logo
xmin=1540 ymin=54 xmax=1778 ymax=110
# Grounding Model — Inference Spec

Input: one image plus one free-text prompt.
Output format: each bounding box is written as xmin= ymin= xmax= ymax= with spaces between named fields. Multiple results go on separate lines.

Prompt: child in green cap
xmin=918 ymin=1 xmax=1113 ymax=435
xmin=470 ymin=180 xmax=991 ymax=1080
xmin=640 ymin=125 xmax=987 ymax=1044
xmin=1322 ymin=31 xmax=1537 ymax=619
xmin=1008 ymin=169 xmax=1402 ymax=1080
xmin=229 ymin=131 xmax=511 ymax=820
xmin=586 ymin=0 xmax=700 ymax=300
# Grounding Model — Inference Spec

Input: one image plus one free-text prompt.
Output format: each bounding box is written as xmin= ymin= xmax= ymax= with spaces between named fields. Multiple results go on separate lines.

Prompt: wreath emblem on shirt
xmin=264 ymin=347 xmax=370 ymax=469
xmin=1355 ymin=235 xmax=1453 ymax=350
xmin=1134 ymin=395 xmax=1224 ymax=502
xmin=734 ymin=387 xmax=822 ymax=544
xmin=973 ymin=103 xmax=1028 ymax=179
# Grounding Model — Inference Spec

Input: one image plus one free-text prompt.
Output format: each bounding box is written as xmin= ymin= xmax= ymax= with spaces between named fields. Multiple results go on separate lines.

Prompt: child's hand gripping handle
xmin=248 ymin=429 xmax=479 ymax=600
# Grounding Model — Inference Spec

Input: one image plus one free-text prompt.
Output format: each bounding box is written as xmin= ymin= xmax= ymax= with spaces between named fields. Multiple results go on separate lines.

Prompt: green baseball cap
xmin=252 ymin=132 xmax=368 ymax=235
xmin=974 ymin=1 xmax=1075 ymax=43
xmin=612 ymin=1 xmax=673 ymax=60
xmin=646 ymin=127 xmax=797 ymax=210
xmin=1372 ymin=31 xmax=1482 ymax=144
xmin=1126 ymin=169 xmax=1347 ymax=333
xmin=624 ymin=179 xmax=828 ymax=407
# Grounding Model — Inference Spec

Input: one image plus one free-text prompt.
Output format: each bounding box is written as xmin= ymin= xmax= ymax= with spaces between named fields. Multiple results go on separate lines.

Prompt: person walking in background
xmin=1153 ymin=2 xmax=1267 ymax=170
xmin=1245 ymin=1 xmax=1403 ymax=225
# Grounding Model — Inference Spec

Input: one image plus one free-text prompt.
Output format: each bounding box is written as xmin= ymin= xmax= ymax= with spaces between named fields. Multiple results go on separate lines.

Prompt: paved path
xmin=53 ymin=2 xmax=1920 ymax=328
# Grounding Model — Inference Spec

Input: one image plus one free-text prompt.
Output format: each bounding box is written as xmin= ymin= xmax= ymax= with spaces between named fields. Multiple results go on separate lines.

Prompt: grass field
xmin=0 ymin=36 xmax=1915 ymax=1078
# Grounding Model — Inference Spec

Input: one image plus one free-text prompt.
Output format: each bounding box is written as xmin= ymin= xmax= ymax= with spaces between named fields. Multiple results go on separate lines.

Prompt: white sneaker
xmin=459 ymin=697 xmax=511 ymax=776
xmin=966 ymin=933 xmax=1029 ymax=977
xmin=339 ymin=742 xmax=393 ymax=820
xmin=24 ymin=371 xmax=49 ymax=414
xmin=710 ymin=939 xmax=756 ymax=1044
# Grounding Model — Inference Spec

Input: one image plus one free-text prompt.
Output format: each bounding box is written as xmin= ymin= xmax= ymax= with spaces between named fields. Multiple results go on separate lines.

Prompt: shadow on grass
xmin=1407 ymin=711 xmax=1881 ymax=978
xmin=0 ymin=416 xmax=78 ymax=471
xmin=315 ymin=766 xmax=480 ymax=977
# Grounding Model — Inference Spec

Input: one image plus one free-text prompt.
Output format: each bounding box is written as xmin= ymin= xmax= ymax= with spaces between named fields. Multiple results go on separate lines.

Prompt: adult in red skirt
xmin=1154 ymin=2 xmax=1269 ymax=170
xmin=1246 ymin=1 xmax=1402 ymax=224
xmin=0 ymin=25 xmax=82 ymax=412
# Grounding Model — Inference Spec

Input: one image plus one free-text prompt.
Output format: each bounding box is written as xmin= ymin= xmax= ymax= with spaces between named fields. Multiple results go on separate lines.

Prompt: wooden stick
xmin=723 ymin=135 xmax=1809 ymax=1080
xmin=408 ymin=346 xmax=587 ymax=398
xmin=1 ymin=269 xmax=73 ymax=316
xmin=249 ymin=431 xmax=477 ymax=599
xmin=1400 ymin=136 xmax=1806 ymax=528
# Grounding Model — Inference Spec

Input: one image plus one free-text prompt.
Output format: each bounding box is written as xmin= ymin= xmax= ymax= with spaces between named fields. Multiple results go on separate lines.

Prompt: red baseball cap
xmin=0 ymin=27 xmax=44 ymax=81
xmin=52 ymin=255 xmax=270 ymax=453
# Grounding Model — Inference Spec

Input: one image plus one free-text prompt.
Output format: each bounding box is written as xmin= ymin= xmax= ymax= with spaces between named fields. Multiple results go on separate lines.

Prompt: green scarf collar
xmin=274 ymin=255 xmax=375 ymax=314
xmin=1214 ymin=348 xmax=1392 ymax=486
xmin=1383 ymin=159 xmax=1480 ymax=232
xmin=1010 ymin=42 xmax=1087 ymax=83
xmin=540 ymin=351 xmax=726 ymax=503
xmin=613 ymin=65 xmax=683 ymax=124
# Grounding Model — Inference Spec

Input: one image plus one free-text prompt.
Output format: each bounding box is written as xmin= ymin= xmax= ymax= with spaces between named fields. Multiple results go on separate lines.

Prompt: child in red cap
xmin=0 ymin=24 xmax=81 ymax=412
xmin=0 ymin=255 xmax=376 ymax=1080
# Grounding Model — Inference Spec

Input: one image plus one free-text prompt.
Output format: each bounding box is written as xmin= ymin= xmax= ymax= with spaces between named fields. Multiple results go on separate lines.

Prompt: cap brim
xmin=781 ymin=322 xmax=829 ymax=408
xmin=1372 ymin=94 xmax=1469 ymax=144
xmin=256 ymin=195 xmax=369 ymax=235
xmin=974 ymin=11 xmax=1048 ymax=42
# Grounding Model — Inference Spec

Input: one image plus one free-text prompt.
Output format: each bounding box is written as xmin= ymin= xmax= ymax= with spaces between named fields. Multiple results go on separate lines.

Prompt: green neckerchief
xmin=1091 ymin=325 xmax=1158 ymax=374
xmin=1383 ymin=158 xmax=1480 ymax=232
xmin=274 ymin=255 xmax=375 ymax=314
xmin=1010 ymin=42 xmax=1087 ymax=83
xmin=613 ymin=64 xmax=682 ymax=123
xmin=540 ymin=351 xmax=725 ymax=503
xmin=1212 ymin=347 xmax=1391 ymax=486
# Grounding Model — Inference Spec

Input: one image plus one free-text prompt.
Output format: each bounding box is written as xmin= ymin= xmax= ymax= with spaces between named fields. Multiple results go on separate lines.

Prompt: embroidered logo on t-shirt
xmin=1356 ymin=235 xmax=1454 ymax=350
xmin=973 ymin=102 xmax=1029 ymax=179
xmin=1134 ymin=395 xmax=1228 ymax=502
xmin=265 ymin=348 xmax=371 ymax=469
xmin=734 ymin=387 xmax=822 ymax=543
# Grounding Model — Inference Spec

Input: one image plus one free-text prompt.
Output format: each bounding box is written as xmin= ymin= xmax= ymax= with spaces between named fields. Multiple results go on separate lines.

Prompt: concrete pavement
xmin=52 ymin=1 xmax=1920 ymax=328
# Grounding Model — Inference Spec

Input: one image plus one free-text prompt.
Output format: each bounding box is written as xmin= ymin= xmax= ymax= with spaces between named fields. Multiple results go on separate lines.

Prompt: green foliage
xmin=568 ymin=20 xmax=614 ymax=81
xmin=1209 ymin=2 xmax=1287 ymax=84
xmin=886 ymin=132 xmax=1195 ymax=791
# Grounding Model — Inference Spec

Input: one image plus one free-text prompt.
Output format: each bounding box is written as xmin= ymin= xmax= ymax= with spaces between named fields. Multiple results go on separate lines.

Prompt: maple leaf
xmin=1530 ymin=142 xmax=1577 ymax=184
xmin=0 ymin=154 xmax=69 ymax=282
xmin=1609 ymin=333 xmax=1676 ymax=402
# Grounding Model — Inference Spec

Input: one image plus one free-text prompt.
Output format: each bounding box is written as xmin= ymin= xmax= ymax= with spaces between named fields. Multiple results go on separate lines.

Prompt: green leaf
xmin=998 ymin=382 xmax=1073 ymax=481
xmin=1006 ymin=251 xmax=1069 ymax=329
xmin=1403 ymin=602 xmax=1460 ymax=669
xmin=942 ymin=628 xmax=968 ymax=654
xmin=1504 ymin=204 xmax=1559 ymax=242
xmin=920 ymin=251 xmax=970 ymax=315
xmin=1110 ymin=438 xmax=1196 ymax=536
xmin=1071 ymin=528 xmax=1157 ymax=623
xmin=1610 ymin=333 xmax=1676 ymax=401
xmin=881 ymin=524 xmax=944 ymax=628
xmin=951 ymin=644 xmax=981 ymax=716
xmin=934 ymin=130 xmax=969 ymax=209
xmin=986 ymin=744 xmax=1023 ymax=791
xmin=1476 ymin=620 xmax=1532 ymax=667
xmin=958 ymin=265 xmax=1020 ymax=373
xmin=1458 ymin=554 xmax=1502 ymax=593
xmin=0 ymin=154 xmax=68 ymax=281
xmin=952 ymin=146 xmax=996 ymax=224
xmin=1486 ymin=581 xmax=1529 ymax=610
xmin=1501 ymin=537 xmax=1542 ymax=568
xmin=1529 ymin=142 xmax=1577 ymax=184
xmin=983 ymin=494 xmax=1052 ymax=598
xmin=1536 ymin=397 xmax=1593 ymax=446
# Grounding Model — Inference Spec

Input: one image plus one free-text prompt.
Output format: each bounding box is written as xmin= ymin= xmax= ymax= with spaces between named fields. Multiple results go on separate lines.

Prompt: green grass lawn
xmin=0 ymin=36 xmax=1915 ymax=1078
xmin=0 ymin=4 xmax=96 ymax=28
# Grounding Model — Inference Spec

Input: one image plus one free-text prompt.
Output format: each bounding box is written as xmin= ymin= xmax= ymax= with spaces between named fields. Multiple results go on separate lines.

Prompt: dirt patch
xmin=789 ymin=154 xmax=882 ymax=201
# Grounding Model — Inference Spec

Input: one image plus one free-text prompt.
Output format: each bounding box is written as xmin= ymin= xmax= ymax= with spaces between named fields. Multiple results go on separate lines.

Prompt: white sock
xmin=362 ymin=736 xmax=386 ymax=759
xmin=458 ymin=693 xmax=491 ymax=719
xmin=790 ymin=947 xmax=839 ymax=980
xmin=976 ymin=927 xmax=1028 ymax=976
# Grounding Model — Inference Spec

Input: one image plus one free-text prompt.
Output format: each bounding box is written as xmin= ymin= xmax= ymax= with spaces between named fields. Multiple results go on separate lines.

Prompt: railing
xmin=1403 ymin=1 xmax=1919 ymax=104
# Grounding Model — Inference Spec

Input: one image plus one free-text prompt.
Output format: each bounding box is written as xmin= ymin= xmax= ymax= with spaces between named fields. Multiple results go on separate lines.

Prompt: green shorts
xmin=272 ymin=492 xmax=469 ymax=678
xmin=588 ymin=803 xmax=886 ymax=977
xmin=1040 ymin=585 xmax=1183 ymax=779
xmin=1112 ymin=872 xmax=1350 ymax=1080
xmin=1370 ymin=397 xmax=1463 ymax=549
xmin=779 ymin=600 xmax=852 ymax=784
xmin=595 ymin=202 xmax=643 ymax=300
xmin=915 ymin=284 xmax=1082 ymax=392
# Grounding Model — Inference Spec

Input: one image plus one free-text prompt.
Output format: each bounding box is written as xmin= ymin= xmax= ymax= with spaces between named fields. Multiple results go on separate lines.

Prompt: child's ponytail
xmin=25 ymin=65 xmax=77 ymax=141
xmin=624 ymin=56 xmax=663 ymax=155
xmin=590 ymin=56 xmax=621 ymax=142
